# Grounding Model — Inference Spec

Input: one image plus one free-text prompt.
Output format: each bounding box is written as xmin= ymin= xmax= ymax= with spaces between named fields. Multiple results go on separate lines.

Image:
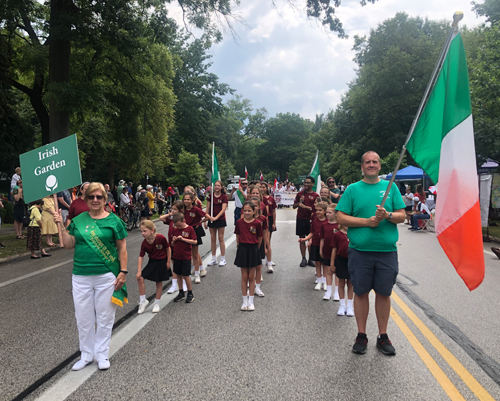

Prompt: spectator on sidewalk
xmin=57 ymin=189 xmax=72 ymax=226
xmin=41 ymin=196 xmax=59 ymax=247
xmin=10 ymin=167 xmax=21 ymax=201
xmin=0 ymin=198 xmax=5 ymax=248
xmin=13 ymin=180 xmax=25 ymax=239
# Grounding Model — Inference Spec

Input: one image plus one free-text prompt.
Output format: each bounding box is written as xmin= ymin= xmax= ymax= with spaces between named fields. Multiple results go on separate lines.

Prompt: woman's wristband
xmin=119 ymin=270 xmax=128 ymax=275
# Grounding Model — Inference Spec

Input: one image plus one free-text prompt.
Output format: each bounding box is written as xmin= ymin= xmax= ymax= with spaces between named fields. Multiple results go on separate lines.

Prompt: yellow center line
xmin=392 ymin=291 xmax=495 ymax=401
xmin=390 ymin=307 xmax=465 ymax=400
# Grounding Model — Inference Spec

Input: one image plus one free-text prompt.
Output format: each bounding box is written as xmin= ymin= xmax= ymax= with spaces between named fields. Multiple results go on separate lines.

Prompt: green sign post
xmin=20 ymin=134 xmax=82 ymax=204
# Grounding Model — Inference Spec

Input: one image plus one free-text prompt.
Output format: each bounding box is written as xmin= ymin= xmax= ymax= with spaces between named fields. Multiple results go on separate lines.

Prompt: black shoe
xmin=186 ymin=292 xmax=194 ymax=303
xmin=300 ymin=257 xmax=307 ymax=267
xmin=42 ymin=253 xmax=52 ymax=257
xmin=491 ymin=247 xmax=500 ymax=260
xmin=307 ymin=259 xmax=315 ymax=267
xmin=0 ymin=242 xmax=5 ymax=248
xmin=377 ymin=333 xmax=396 ymax=355
xmin=174 ymin=292 xmax=186 ymax=302
xmin=352 ymin=333 xmax=368 ymax=354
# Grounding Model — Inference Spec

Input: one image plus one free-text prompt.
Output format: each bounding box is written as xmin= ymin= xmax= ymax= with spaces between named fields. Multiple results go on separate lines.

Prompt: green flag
xmin=309 ymin=150 xmax=321 ymax=194
xmin=212 ymin=143 xmax=220 ymax=187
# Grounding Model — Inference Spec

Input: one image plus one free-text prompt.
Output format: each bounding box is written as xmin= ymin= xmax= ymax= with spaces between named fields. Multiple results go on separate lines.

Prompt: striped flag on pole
xmin=406 ymin=31 xmax=484 ymax=290
xmin=211 ymin=143 xmax=220 ymax=217
xmin=309 ymin=150 xmax=321 ymax=195
xmin=245 ymin=166 xmax=248 ymax=179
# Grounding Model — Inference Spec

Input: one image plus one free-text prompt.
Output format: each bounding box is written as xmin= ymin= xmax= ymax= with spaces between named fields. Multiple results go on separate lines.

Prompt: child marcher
xmin=320 ymin=204 xmax=339 ymax=300
xmin=250 ymin=196 xmax=267 ymax=297
xmin=205 ymin=180 xmax=228 ymax=266
xmin=137 ymin=220 xmax=172 ymax=314
xmin=27 ymin=199 xmax=51 ymax=259
xmin=159 ymin=201 xmax=188 ymax=294
xmin=234 ymin=201 xmax=263 ymax=311
xmin=330 ymin=224 xmax=354 ymax=316
xmin=261 ymin=182 xmax=277 ymax=271
xmin=169 ymin=213 xmax=197 ymax=303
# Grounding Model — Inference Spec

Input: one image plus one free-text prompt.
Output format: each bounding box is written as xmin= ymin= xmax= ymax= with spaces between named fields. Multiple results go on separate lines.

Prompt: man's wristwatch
xmin=387 ymin=212 xmax=393 ymax=221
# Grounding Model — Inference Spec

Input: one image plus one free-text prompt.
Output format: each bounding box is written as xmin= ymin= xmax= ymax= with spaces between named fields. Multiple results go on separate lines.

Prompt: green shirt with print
xmin=68 ymin=212 xmax=128 ymax=276
xmin=335 ymin=180 xmax=405 ymax=252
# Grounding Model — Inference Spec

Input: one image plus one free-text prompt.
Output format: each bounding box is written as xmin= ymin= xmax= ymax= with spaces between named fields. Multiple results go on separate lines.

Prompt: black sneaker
xmin=300 ymin=257 xmax=307 ymax=267
xmin=174 ymin=292 xmax=186 ymax=302
xmin=307 ymin=259 xmax=315 ymax=267
xmin=352 ymin=333 xmax=368 ymax=354
xmin=186 ymin=292 xmax=194 ymax=303
xmin=0 ymin=243 xmax=5 ymax=248
xmin=377 ymin=333 xmax=396 ymax=355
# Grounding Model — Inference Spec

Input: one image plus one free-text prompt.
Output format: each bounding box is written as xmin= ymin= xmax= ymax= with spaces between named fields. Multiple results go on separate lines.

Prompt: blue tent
xmin=385 ymin=165 xmax=429 ymax=180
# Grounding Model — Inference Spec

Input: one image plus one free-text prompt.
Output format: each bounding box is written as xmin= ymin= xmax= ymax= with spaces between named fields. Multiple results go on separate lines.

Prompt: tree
xmin=170 ymin=150 xmax=205 ymax=188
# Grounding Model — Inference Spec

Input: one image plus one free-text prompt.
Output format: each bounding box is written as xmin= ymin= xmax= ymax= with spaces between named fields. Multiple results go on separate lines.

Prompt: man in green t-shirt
xmin=336 ymin=151 xmax=406 ymax=356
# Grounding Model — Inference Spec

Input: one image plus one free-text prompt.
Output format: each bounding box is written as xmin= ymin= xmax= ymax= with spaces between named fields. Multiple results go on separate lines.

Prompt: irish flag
xmin=211 ymin=142 xmax=220 ymax=187
xmin=406 ymin=31 xmax=484 ymax=291
xmin=309 ymin=150 xmax=321 ymax=195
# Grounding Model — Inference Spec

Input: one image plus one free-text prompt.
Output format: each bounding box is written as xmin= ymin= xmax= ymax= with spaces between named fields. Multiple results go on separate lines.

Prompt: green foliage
xmin=380 ymin=150 xmax=407 ymax=175
xmin=0 ymin=201 xmax=14 ymax=224
xmin=170 ymin=149 xmax=205 ymax=187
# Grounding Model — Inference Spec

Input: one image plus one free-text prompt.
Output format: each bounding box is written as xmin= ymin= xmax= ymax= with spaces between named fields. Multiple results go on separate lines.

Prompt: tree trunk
xmin=108 ymin=161 xmax=115 ymax=188
xmin=48 ymin=0 xmax=72 ymax=142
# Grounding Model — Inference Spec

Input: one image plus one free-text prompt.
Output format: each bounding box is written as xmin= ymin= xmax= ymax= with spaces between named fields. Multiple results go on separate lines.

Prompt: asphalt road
xmin=1 ymin=202 xmax=500 ymax=400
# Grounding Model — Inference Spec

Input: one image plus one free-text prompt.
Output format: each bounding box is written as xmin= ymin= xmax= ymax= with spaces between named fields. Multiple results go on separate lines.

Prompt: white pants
xmin=72 ymin=273 xmax=117 ymax=362
xmin=61 ymin=209 xmax=69 ymax=223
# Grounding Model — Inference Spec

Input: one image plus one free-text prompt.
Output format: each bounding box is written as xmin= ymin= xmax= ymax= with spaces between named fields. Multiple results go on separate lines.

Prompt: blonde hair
xmin=250 ymin=197 xmax=261 ymax=216
xmin=327 ymin=203 xmax=337 ymax=211
xmin=184 ymin=185 xmax=199 ymax=202
xmin=140 ymin=220 xmax=156 ymax=231
xmin=85 ymin=182 xmax=107 ymax=203
xmin=248 ymin=185 xmax=262 ymax=201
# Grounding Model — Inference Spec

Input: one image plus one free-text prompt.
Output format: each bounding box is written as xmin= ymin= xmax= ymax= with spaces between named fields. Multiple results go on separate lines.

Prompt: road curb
xmin=0 ymin=218 xmax=162 ymax=265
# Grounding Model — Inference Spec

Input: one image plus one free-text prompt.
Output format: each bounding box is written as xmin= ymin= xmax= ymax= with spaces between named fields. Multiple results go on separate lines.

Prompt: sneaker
xmin=186 ymin=293 xmax=195 ymax=303
xmin=219 ymin=259 xmax=226 ymax=266
xmin=267 ymin=264 xmax=274 ymax=273
xmin=323 ymin=292 xmax=331 ymax=301
xmin=167 ymin=284 xmax=178 ymax=294
xmin=174 ymin=292 xmax=186 ymax=302
xmin=194 ymin=276 xmax=201 ymax=284
xmin=314 ymin=282 xmax=322 ymax=291
xmin=271 ymin=261 xmax=276 ymax=266
xmin=307 ymin=259 xmax=315 ymax=267
xmin=247 ymin=303 xmax=255 ymax=311
xmin=492 ymin=247 xmax=500 ymax=259
xmin=200 ymin=269 xmax=207 ymax=277
xmin=152 ymin=304 xmax=160 ymax=313
xmin=352 ymin=333 xmax=368 ymax=354
xmin=72 ymin=359 xmax=92 ymax=371
xmin=261 ymin=275 xmax=263 ymax=282
xmin=346 ymin=306 xmax=355 ymax=317
xmin=322 ymin=282 xmax=327 ymax=291
xmin=333 ymin=291 xmax=340 ymax=302
xmin=98 ymin=359 xmax=110 ymax=370
xmin=377 ymin=333 xmax=396 ymax=355
xmin=300 ymin=257 xmax=307 ymax=267
xmin=255 ymin=288 xmax=265 ymax=297
xmin=138 ymin=300 xmax=149 ymax=314
xmin=241 ymin=301 xmax=248 ymax=311
xmin=207 ymin=259 xmax=217 ymax=266
xmin=337 ymin=305 xmax=346 ymax=316
xmin=411 ymin=227 xmax=421 ymax=231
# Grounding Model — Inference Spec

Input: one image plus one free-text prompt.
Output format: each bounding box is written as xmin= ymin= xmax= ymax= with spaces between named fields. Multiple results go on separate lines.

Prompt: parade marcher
xmin=230 ymin=179 xmax=248 ymax=225
xmin=327 ymin=177 xmax=341 ymax=204
xmin=299 ymin=201 xmax=328 ymax=291
xmin=137 ymin=220 xmax=172 ymax=314
xmin=330 ymin=224 xmax=353 ymax=316
xmin=293 ymin=176 xmax=320 ymax=267
xmin=336 ymin=151 xmax=405 ymax=355
xmin=320 ymin=203 xmax=339 ymax=300
xmin=54 ymin=182 xmax=128 ymax=371
xmin=205 ymin=180 xmax=228 ymax=266
xmin=67 ymin=182 xmax=90 ymax=226
xmin=12 ymin=180 xmax=25 ymax=239
xmin=235 ymin=201 xmax=263 ymax=311
xmin=261 ymin=182 xmax=277 ymax=272
xmin=169 ymin=213 xmax=196 ymax=304
xmin=27 ymin=199 xmax=51 ymax=259
xmin=183 ymin=193 xmax=211 ymax=283
xmin=403 ymin=187 xmax=414 ymax=224
xmin=250 ymin=196 xmax=267 ymax=297
xmin=41 ymin=196 xmax=59 ymax=247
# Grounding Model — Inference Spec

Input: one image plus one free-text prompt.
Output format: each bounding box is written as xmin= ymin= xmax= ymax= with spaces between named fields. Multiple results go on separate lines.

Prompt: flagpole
xmin=211 ymin=142 xmax=214 ymax=218
xmin=380 ymin=11 xmax=463 ymax=208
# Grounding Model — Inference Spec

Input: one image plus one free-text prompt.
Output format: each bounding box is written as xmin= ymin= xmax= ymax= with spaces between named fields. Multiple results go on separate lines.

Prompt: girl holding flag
xmin=205 ymin=180 xmax=228 ymax=266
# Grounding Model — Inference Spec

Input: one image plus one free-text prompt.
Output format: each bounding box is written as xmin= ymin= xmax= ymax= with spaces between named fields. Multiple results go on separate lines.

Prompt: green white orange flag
xmin=211 ymin=143 xmax=220 ymax=187
xmin=406 ymin=32 xmax=484 ymax=291
xmin=309 ymin=150 xmax=321 ymax=194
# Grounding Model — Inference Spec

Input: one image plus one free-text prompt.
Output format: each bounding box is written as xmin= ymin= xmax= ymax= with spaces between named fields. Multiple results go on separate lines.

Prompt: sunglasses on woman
xmin=87 ymin=195 xmax=104 ymax=200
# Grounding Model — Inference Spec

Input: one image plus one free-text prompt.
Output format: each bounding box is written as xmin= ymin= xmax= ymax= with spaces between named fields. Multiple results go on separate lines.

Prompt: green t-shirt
xmin=330 ymin=188 xmax=341 ymax=204
xmin=335 ymin=180 xmax=406 ymax=252
xmin=68 ymin=212 xmax=128 ymax=276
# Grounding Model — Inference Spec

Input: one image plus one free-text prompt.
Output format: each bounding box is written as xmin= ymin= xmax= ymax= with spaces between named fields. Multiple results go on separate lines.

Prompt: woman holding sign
xmin=54 ymin=182 xmax=128 ymax=371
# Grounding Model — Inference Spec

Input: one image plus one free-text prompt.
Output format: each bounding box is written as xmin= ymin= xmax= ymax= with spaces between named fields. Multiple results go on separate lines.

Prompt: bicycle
xmin=127 ymin=205 xmax=141 ymax=231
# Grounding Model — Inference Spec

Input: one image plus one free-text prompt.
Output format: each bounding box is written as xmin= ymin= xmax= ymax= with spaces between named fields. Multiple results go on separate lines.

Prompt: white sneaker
xmin=98 ymin=359 xmax=110 ymax=370
xmin=255 ymin=288 xmax=265 ymax=297
xmin=337 ymin=305 xmax=346 ymax=316
xmin=314 ymin=282 xmax=322 ymax=291
xmin=183 ymin=283 xmax=188 ymax=291
xmin=152 ymin=304 xmax=160 ymax=313
xmin=194 ymin=276 xmax=201 ymax=284
xmin=333 ymin=291 xmax=340 ymax=301
xmin=267 ymin=264 xmax=274 ymax=273
xmin=271 ymin=261 xmax=276 ymax=266
xmin=346 ymin=306 xmax=355 ymax=317
xmin=322 ymin=282 xmax=327 ymax=291
xmin=261 ymin=275 xmax=263 ymax=282
xmin=207 ymin=259 xmax=217 ymax=266
xmin=72 ymin=359 xmax=92 ymax=371
xmin=323 ymin=292 xmax=331 ymax=301
xmin=247 ymin=303 xmax=255 ymax=311
xmin=167 ymin=284 xmax=178 ymax=294
xmin=219 ymin=259 xmax=226 ymax=266
xmin=241 ymin=301 xmax=248 ymax=311
xmin=138 ymin=300 xmax=149 ymax=314
xmin=314 ymin=277 xmax=319 ymax=284
xmin=200 ymin=269 xmax=207 ymax=277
